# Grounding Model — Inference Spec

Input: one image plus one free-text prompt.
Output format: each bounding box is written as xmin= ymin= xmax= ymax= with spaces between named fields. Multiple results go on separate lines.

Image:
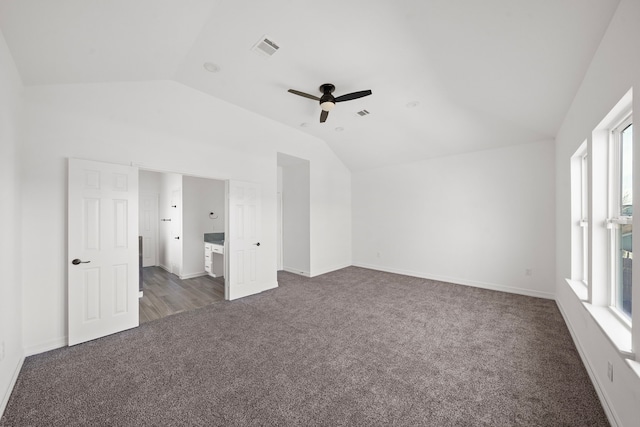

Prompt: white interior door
xmin=170 ymin=189 xmax=182 ymax=275
xmin=139 ymin=193 xmax=158 ymax=267
xmin=227 ymin=180 xmax=261 ymax=300
xmin=277 ymin=191 xmax=283 ymax=271
xmin=68 ymin=158 xmax=139 ymax=346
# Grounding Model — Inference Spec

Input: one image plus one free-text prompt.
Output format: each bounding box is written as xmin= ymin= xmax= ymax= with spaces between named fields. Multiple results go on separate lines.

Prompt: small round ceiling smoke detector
xmin=203 ymin=62 xmax=220 ymax=73
xmin=406 ymin=101 xmax=420 ymax=108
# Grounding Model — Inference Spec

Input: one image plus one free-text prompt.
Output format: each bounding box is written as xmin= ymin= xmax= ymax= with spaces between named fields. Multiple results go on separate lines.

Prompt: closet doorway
xmin=277 ymin=153 xmax=311 ymax=276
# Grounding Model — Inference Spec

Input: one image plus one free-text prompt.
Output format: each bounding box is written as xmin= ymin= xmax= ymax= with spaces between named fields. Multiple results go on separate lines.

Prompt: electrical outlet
xmin=525 ymin=268 xmax=533 ymax=276
xmin=607 ymin=362 xmax=614 ymax=382
xmin=376 ymin=252 xmax=381 ymax=258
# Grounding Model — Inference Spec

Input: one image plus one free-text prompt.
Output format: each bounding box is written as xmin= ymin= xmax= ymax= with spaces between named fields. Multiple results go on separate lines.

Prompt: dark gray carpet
xmin=1 ymin=267 xmax=608 ymax=426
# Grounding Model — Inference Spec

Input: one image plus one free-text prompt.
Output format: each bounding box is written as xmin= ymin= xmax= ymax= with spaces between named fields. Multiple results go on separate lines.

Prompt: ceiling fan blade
xmin=288 ymin=89 xmax=320 ymax=101
xmin=320 ymin=110 xmax=329 ymax=123
xmin=334 ymin=90 xmax=372 ymax=103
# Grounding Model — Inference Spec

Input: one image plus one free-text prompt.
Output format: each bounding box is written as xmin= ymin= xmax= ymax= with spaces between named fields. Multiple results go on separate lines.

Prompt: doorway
xmin=138 ymin=170 xmax=226 ymax=323
xmin=277 ymin=153 xmax=311 ymax=276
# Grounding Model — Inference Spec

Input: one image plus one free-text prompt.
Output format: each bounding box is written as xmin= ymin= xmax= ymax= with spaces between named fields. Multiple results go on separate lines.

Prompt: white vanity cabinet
xmin=204 ymin=242 xmax=224 ymax=278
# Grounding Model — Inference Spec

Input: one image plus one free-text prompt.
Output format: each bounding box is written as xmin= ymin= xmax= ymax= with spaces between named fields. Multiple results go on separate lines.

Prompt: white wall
xmin=18 ymin=80 xmax=352 ymax=354
xmin=182 ymin=175 xmax=225 ymax=277
xmin=310 ymin=159 xmax=352 ymax=276
xmin=280 ymin=158 xmax=311 ymax=276
xmin=353 ymin=140 xmax=556 ymax=299
xmin=555 ymin=0 xmax=640 ymax=425
xmin=139 ymin=169 xmax=161 ymax=194
xmin=0 ymin=28 xmax=24 ymax=415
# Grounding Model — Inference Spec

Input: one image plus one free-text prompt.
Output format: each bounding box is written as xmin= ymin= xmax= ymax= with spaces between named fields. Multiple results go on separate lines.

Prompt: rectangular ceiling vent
xmin=356 ymin=110 xmax=370 ymax=117
xmin=252 ymin=36 xmax=280 ymax=57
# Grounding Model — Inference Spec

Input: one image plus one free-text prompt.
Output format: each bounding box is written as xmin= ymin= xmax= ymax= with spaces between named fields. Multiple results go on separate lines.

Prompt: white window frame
xmin=565 ymin=89 xmax=635 ymax=358
xmin=580 ymin=152 xmax=589 ymax=285
xmin=569 ymin=141 xmax=589 ymax=292
xmin=607 ymin=114 xmax=633 ymax=326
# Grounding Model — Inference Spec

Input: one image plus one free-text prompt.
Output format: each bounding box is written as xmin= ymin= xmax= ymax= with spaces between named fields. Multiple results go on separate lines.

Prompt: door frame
xmin=139 ymin=167 xmax=231 ymax=300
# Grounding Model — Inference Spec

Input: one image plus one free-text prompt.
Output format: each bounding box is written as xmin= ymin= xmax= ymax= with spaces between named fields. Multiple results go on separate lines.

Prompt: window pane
xmin=617 ymin=224 xmax=632 ymax=317
xmin=620 ymin=124 xmax=633 ymax=216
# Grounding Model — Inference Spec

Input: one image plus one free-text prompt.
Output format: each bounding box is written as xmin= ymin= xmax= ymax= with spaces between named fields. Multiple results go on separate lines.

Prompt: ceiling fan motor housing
xmin=319 ymin=83 xmax=336 ymax=94
xmin=319 ymin=84 xmax=336 ymax=110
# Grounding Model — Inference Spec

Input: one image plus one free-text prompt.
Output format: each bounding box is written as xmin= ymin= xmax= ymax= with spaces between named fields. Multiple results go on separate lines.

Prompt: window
xmin=567 ymin=90 xmax=634 ymax=357
xmin=570 ymin=142 xmax=589 ymax=287
xmin=609 ymin=115 xmax=633 ymax=320
xmin=580 ymin=152 xmax=589 ymax=284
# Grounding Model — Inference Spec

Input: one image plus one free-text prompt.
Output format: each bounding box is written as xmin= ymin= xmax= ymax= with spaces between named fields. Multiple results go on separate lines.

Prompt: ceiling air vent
xmin=252 ymin=36 xmax=280 ymax=57
xmin=356 ymin=110 xmax=370 ymax=117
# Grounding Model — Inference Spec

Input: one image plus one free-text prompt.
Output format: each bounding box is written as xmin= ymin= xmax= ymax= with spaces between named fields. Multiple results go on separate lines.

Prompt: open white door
xmin=227 ymin=180 xmax=262 ymax=300
xmin=139 ymin=193 xmax=158 ymax=267
xmin=68 ymin=159 xmax=139 ymax=346
xmin=170 ymin=189 xmax=182 ymax=276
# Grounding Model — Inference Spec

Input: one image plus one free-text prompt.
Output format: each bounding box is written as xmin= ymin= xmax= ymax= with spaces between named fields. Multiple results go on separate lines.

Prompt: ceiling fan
xmin=288 ymin=83 xmax=372 ymax=123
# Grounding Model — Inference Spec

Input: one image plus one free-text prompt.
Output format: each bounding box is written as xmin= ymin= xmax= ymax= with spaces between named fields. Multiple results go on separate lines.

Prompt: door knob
xmin=71 ymin=259 xmax=90 ymax=265
xmin=253 ymin=242 xmax=260 ymax=246
xmin=174 ymin=236 xmax=180 ymax=240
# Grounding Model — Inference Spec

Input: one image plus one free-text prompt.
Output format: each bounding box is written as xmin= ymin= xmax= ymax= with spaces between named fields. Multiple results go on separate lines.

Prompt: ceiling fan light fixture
xmin=320 ymin=101 xmax=335 ymax=111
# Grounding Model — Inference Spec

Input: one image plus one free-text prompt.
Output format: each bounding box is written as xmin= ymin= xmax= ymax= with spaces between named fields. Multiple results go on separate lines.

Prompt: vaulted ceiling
xmin=0 ymin=0 xmax=620 ymax=171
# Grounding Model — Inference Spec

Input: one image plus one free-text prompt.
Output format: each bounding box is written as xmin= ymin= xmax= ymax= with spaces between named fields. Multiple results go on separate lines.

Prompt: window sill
xmin=582 ymin=304 xmax=633 ymax=358
xmin=565 ymin=279 xmax=634 ymax=359
xmin=626 ymin=359 xmax=640 ymax=379
xmin=565 ymin=278 xmax=588 ymax=301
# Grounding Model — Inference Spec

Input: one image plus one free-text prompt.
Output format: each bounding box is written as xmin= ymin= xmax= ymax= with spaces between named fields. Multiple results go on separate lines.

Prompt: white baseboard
xmin=283 ymin=267 xmax=310 ymax=277
xmin=0 ymin=355 xmax=24 ymax=418
xmin=556 ymin=299 xmax=620 ymax=427
xmin=352 ymin=263 xmax=555 ymax=300
xmin=282 ymin=262 xmax=352 ymax=278
xmin=179 ymin=271 xmax=208 ymax=280
xmin=310 ymin=263 xmax=352 ymax=277
xmin=24 ymin=337 xmax=67 ymax=357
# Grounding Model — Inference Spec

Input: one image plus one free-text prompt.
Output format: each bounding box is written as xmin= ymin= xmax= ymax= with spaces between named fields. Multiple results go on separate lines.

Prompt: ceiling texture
xmin=0 ymin=0 xmax=620 ymax=171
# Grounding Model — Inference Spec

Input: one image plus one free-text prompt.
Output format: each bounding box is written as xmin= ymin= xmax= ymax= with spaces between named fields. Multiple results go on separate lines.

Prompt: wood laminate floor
xmin=139 ymin=266 xmax=225 ymax=324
